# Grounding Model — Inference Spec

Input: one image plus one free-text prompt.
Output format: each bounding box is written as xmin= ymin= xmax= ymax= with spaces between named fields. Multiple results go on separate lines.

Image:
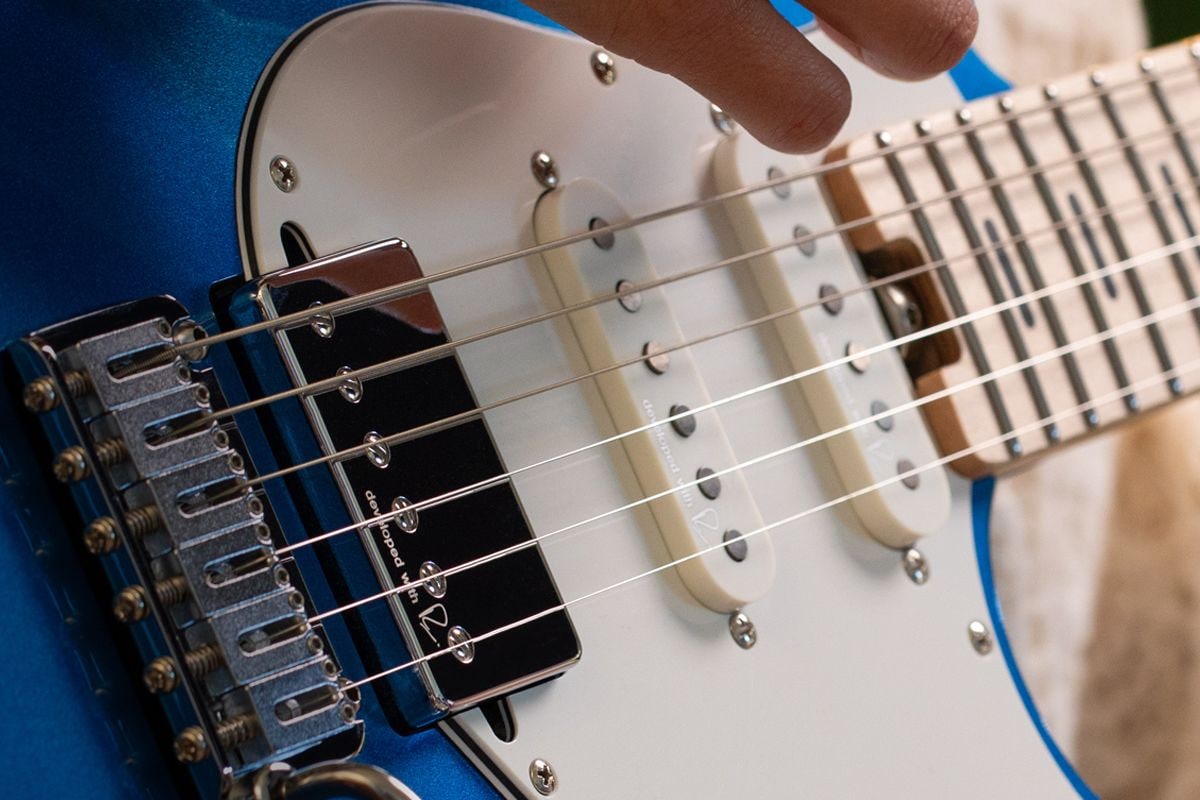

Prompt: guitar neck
xmin=828 ymin=38 xmax=1200 ymax=477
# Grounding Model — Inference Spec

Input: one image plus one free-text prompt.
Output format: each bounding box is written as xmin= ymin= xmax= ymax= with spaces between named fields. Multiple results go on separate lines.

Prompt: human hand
xmin=526 ymin=0 xmax=978 ymax=153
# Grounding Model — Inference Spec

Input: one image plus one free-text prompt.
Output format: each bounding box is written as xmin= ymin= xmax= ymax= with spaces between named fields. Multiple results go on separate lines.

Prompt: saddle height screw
xmin=113 ymin=585 xmax=151 ymax=624
xmin=530 ymin=151 xmax=559 ymax=189
xmin=968 ymin=620 xmax=994 ymax=655
xmin=269 ymin=155 xmax=297 ymax=193
xmin=143 ymin=656 xmax=181 ymax=695
xmin=529 ymin=758 xmax=558 ymax=796
xmin=901 ymin=547 xmax=929 ymax=585
xmin=728 ymin=611 xmax=757 ymax=649
xmin=590 ymin=50 xmax=617 ymax=85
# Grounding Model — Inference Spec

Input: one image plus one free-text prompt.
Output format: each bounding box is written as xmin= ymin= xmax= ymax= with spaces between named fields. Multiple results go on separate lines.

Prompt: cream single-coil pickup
xmin=534 ymin=179 xmax=774 ymax=613
xmin=713 ymin=136 xmax=951 ymax=548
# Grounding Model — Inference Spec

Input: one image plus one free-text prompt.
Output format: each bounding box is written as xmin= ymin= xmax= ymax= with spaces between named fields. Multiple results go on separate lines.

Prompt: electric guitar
xmin=2 ymin=2 xmax=1196 ymax=797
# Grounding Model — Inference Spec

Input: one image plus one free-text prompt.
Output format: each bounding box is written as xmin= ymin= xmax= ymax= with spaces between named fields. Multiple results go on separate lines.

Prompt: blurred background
xmin=973 ymin=2 xmax=1200 ymax=797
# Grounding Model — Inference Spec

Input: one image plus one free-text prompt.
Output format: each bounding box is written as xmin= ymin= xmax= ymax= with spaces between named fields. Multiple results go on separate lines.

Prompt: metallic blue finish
xmin=0 ymin=1 xmax=1065 ymax=798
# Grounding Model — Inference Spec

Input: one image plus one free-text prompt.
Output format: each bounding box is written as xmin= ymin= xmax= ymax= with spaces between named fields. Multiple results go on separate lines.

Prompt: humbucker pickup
xmin=8 ymin=297 xmax=362 ymax=796
xmin=239 ymin=239 xmax=580 ymax=731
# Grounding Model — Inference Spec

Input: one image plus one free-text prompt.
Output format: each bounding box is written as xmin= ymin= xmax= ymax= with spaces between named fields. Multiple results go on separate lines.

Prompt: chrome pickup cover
xmin=13 ymin=299 xmax=361 ymax=786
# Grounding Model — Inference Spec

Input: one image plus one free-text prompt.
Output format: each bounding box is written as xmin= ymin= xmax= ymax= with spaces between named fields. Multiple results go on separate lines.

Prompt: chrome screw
xmin=113 ymin=585 xmax=150 ymax=624
xmin=269 ymin=155 xmax=297 ymax=192
xmin=709 ymin=103 xmax=737 ymax=136
xmin=901 ymin=547 xmax=929 ymax=585
xmin=968 ymin=620 xmax=994 ymax=655
xmin=531 ymin=151 xmax=560 ymax=189
xmin=52 ymin=445 xmax=90 ymax=483
xmin=590 ymin=50 xmax=616 ymax=85
xmin=529 ymin=759 xmax=558 ymax=796
xmin=22 ymin=376 xmax=59 ymax=413
xmin=728 ymin=611 xmax=757 ymax=649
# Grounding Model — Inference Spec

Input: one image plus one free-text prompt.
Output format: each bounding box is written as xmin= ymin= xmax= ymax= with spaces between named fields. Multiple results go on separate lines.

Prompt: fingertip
xmin=756 ymin=68 xmax=852 ymax=153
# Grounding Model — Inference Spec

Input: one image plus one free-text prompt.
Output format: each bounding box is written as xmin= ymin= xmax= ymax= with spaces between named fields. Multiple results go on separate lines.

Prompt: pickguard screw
xmin=968 ymin=620 xmax=994 ymax=655
xmin=709 ymin=103 xmax=737 ymax=135
xmin=52 ymin=445 xmax=90 ymax=483
xmin=174 ymin=726 xmax=209 ymax=763
xmin=143 ymin=656 xmax=181 ymax=694
xmin=270 ymin=155 xmax=297 ymax=193
xmin=113 ymin=585 xmax=151 ymax=624
xmin=901 ymin=547 xmax=929 ymax=585
xmin=590 ymin=50 xmax=616 ymax=85
xmin=529 ymin=758 xmax=558 ymax=795
xmin=531 ymin=151 xmax=559 ymax=189
xmin=728 ymin=611 xmax=757 ymax=649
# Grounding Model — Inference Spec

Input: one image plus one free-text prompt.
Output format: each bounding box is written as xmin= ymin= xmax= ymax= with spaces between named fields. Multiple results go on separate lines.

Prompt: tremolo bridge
xmin=8 ymin=239 xmax=579 ymax=797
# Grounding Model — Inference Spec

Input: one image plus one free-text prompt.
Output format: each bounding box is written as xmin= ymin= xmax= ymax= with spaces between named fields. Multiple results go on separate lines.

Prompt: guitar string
xmin=346 ymin=349 xmax=1200 ymax=691
xmin=286 ymin=226 xmax=1200 ymax=612
xmin=177 ymin=57 xmax=1197 ymax=357
xmin=186 ymin=111 xmax=1199 ymax=432
xmin=307 ymin=243 xmax=1200 ymax=624
xmin=237 ymin=172 xmax=1200 ymax=499
xmin=275 ymin=228 xmax=1200 ymax=559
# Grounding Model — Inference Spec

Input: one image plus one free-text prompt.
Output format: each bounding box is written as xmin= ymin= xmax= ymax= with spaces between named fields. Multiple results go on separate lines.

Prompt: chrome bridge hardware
xmin=8 ymin=297 xmax=362 ymax=796
xmin=230 ymin=239 xmax=580 ymax=732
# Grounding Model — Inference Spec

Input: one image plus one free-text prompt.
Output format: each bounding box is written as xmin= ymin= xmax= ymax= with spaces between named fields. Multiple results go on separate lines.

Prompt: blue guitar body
xmin=0 ymin=3 xmax=1077 ymax=798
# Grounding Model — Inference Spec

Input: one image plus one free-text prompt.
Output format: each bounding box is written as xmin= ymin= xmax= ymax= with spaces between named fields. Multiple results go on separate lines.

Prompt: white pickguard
xmin=239 ymin=4 xmax=1077 ymax=797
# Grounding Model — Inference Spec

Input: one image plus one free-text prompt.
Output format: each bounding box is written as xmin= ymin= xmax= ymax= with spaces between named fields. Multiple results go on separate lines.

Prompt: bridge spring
xmin=154 ymin=575 xmax=189 ymax=607
xmin=23 ymin=370 xmax=92 ymax=413
xmin=183 ymin=643 xmax=223 ymax=677
xmin=215 ymin=714 xmax=257 ymax=749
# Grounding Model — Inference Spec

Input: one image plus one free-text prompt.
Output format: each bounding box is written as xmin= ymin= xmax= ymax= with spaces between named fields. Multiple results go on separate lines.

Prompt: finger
xmin=526 ymin=0 xmax=851 ymax=153
xmin=807 ymin=0 xmax=978 ymax=80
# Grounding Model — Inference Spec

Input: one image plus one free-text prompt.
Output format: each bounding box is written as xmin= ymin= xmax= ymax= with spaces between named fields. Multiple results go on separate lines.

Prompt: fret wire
xmin=1162 ymin=164 xmax=1200 ymax=264
xmin=878 ymin=132 xmax=1020 ymax=456
xmin=917 ymin=121 xmax=1059 ymax=444
xmin=1144 ymin=59 xmax=1200 ymax=206
xmin=1068 ymin=193 xmax=1121 ymax=298
xmin=1003 ymin=98 xmax=1138 ymax=411
xmin=1097 ymin=73 xmax=1200 ymax=362
xmin=960 ymin=110 xmax=1097 ymax=426
xmin=985 ymin=221 xmax=1036 ymax=327
xmin=177 ymin=59 xmax=1200 ymax=357
xmin=1052 ymin=84 xmax=1183 ymax=396
xmin=346 ymin=345 xmax=1200 ymax=692
xmin=280 ymin=230 xmax=1200 ymax=560
xmin=247 ymin=175 xmax=1198 ymax=502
